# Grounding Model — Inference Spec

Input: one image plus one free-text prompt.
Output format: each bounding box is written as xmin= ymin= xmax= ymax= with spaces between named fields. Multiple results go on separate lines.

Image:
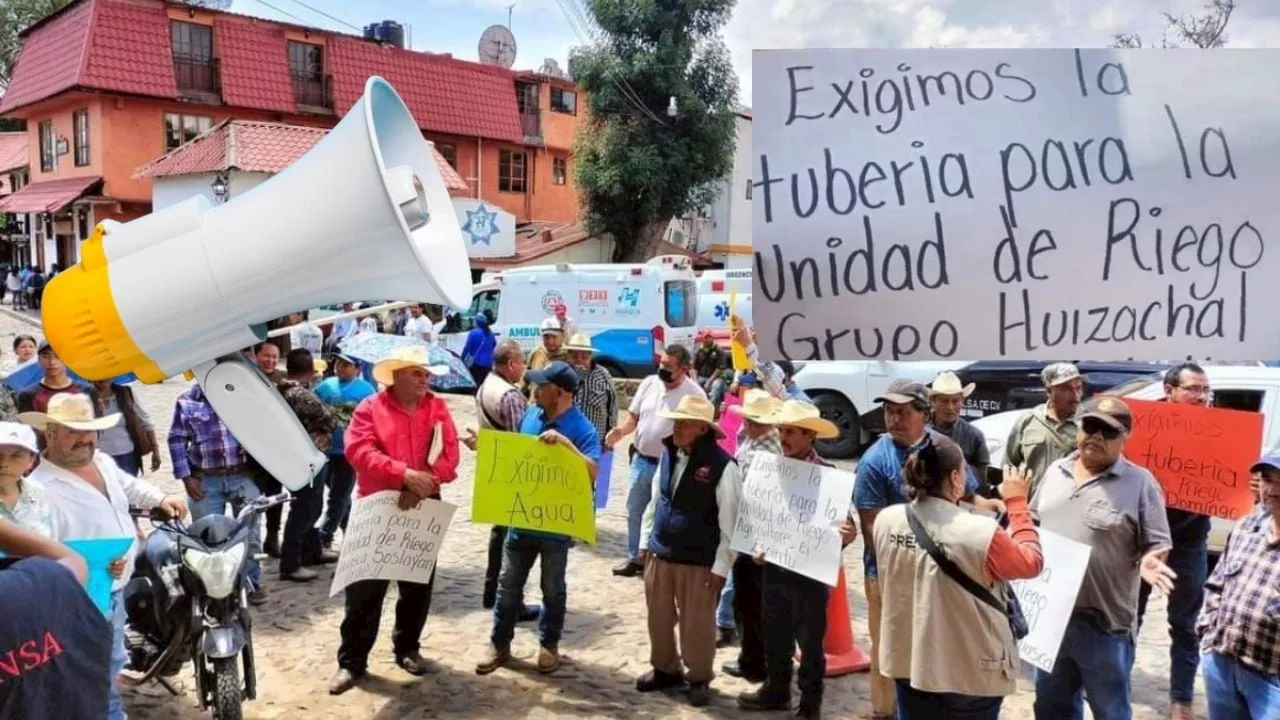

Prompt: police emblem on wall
xmin=461 ymin=203 xmax=500 ymax=245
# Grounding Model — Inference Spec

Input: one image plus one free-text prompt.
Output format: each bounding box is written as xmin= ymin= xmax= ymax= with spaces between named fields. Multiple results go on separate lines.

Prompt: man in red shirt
xmin=328 ymin=346 xmax=460 ymax=695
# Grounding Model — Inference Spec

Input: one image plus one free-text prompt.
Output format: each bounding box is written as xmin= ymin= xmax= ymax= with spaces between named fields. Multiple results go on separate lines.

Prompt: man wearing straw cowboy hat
xmin=738 ymin=400 xmax=853 ymax=720
xmin=564 ymin=333 xmax=617 ymax=442
xmin=928 ymin=371 xmax=991 ymax=493
xmin=721 ymin=389 xmax=783 ymax=681
xmin=330 ymin=346 xmax=461 ymax=695
xmin=634 ymin=395 xmax=741 ymax=707
xmin=23 ymin=393 xmax=188 ymax=720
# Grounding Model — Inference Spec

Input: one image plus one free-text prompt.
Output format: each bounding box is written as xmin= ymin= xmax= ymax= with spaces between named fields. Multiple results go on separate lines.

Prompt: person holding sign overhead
xmin=1002 ymin=363 xmax=1083 ymax=496
xmin=738 ymin=400 xmax=849 ymax=719
xmin=475 ymin=360 xmax=600 ymax=677
xmin=634 ymin=395 xmax=741 ymax=707
xmin=1196 ymin=453 xmax=1280 ymax=720
xmin=329 ymin=346 xmax=460 ymax=696
xmin=1030 ymin=396 xmax=1174 ymax=720
xmin=873 ymin=435 xmax=1043 ymax=718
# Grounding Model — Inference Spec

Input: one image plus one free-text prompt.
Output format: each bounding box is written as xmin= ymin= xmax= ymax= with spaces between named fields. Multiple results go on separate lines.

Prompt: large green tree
xmin=570 ymin=0 xmax=739 ymax=262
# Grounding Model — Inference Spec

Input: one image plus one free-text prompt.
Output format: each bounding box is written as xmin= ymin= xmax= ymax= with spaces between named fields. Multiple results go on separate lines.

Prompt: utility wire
xmin=250 ymin=0 xmax=309 ymax=25
xmin=552 ymin=0 xmax=667 ymax=125
xmin=283 ymin=0 xmax=363 ymax=31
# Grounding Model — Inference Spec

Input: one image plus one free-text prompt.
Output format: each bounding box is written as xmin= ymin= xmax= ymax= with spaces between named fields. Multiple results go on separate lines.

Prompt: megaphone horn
xmin=42 ymin=76 xmax=472 ymax=384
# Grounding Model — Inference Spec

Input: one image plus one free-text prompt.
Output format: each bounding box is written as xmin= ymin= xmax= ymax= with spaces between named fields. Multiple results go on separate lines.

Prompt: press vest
xmin=476 ymin=372 xmax=519 ymax=431
xmin=873 ymin=497 xmax=1019 ymax=697
xmin=648 ymin=434 xmax=733 ymax=566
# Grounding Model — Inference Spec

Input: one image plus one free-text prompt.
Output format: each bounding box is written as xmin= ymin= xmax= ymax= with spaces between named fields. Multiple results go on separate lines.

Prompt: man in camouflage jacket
xmin=276 ymin=348 xmax=339 ymax=581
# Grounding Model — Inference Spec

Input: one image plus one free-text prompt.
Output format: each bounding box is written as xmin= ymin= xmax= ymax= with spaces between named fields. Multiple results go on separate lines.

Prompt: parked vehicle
xmin=971 ymin=365 xmax=1280 ymax=559
xmin=123 ymin=493 xmax=292 ymax=720
xmin=952 ymin=360 xmax=1176 ymax=420
xmin=790 ymin=360 xmax=969 ymax=458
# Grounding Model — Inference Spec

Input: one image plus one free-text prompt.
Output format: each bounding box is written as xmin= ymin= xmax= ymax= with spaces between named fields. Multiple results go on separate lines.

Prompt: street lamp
xmin=211 ymin=171 xmax=229 ymax=203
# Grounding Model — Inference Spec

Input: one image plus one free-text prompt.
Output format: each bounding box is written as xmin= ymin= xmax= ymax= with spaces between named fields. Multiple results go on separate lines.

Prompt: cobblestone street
xmin=0 ymin=309 xmax=1208 ymax=719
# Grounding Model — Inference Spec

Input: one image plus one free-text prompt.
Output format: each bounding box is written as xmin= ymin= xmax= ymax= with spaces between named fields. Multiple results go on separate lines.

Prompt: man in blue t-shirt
xmin=313 ymin=354 xmax=376 ymax=550
xmin=475 ymin=361 xmax=601 ymax=678
xmin=852 ymin=379 xmax=999 ymax=719
xmin=0 ymin=546 xmax=111 ymax=718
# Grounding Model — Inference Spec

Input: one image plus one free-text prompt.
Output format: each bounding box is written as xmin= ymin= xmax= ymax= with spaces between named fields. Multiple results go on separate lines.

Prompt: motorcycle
xmin=122 ymin=492 xmax=291 ymax=720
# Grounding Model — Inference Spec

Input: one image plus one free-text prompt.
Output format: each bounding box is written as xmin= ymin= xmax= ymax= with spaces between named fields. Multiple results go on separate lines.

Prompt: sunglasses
xmin=1081 ymin=417 xmax=1122 ymax=440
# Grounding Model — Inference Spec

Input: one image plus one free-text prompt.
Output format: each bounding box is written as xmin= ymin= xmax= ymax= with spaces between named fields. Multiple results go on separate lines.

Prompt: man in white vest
xmin=463 ymin=340 xmax=539 ymax=621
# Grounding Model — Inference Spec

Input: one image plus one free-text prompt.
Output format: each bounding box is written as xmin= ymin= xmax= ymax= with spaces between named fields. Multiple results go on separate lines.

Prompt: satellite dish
xmin=478 ymin=25 xmax=517 ymax=69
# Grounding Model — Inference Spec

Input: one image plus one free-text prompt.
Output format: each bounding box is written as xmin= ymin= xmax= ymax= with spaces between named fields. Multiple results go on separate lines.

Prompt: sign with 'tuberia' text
xmin=751 ymin=49 xmax=1280 ymax=362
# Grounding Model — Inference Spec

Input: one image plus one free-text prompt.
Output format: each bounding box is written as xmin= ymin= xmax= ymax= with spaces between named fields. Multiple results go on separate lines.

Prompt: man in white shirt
xmin=21 ymin=393 xmax=187 ymax=720
xmin=288 ymin=311 xmax=325 ymax=356
xmin=403 ymin=303 xmax=435 ymax=345
xmin=604 ymin=345 xmax=707 ymax=577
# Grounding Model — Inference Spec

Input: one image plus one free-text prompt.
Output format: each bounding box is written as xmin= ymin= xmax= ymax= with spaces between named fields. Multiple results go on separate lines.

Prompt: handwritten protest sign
xmin=329 ymin=492 xmax=455 ymax=597
xmin=0 ymin=537 xmax=133 ymax=615
xmin=1009 ymin=529 xmax=1091 ymax=673
xmin=730 ymin=452 xmax=854 ymax=586
xmin=718 ymin=394 xmax=743 ymax=456
xmin=752 ymin=49 xmax=1280 ymax=362
xmin=472 ymin=429 xmax=597 ymax=543
xmin=594 ymin=451 xmax=613 ymax=510
xmin=1125 ymin=398 xmax=1262 ymax=520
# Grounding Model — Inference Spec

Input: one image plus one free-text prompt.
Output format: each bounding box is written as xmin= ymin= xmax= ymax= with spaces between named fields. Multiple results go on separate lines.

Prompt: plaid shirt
xmin=1197 ymin=506 xmax=1280 ymax=677
xmin=573 ymin=364 xmax=617 ymax=440
xmin=167 ymin=384 xmax=245 ymax=479
xmin=735 ymin=426 xmax=782 ymax=475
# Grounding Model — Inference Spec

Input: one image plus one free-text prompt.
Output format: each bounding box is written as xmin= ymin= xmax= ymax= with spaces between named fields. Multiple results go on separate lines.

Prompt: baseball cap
xmin=0 ymin=421 xmax=38 ymax=453
xmin=1080 ymin=395 xmax=1133 ymax=433
xmin=1042 ymin=362 xmax=1081 ymax=387
xmin=526 ymin=360 xmax=580 ymax=393
xmin=1249 ymin=452 xmax=1280 ymax=473
xmin=874 ymin=379 xmax=929 ymax=406
xmin=539 ymin=317 xmax=563 ymax=335
xmin=333 ymin=353 xmax=359 ymax=366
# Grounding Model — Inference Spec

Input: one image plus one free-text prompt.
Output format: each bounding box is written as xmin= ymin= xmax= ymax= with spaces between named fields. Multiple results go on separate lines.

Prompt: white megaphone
xmin=40 ymin=77 xmax=472 ymax=491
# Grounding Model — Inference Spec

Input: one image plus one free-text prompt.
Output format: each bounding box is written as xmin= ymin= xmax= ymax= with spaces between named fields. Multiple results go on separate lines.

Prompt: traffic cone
xmin=795 ymin=565 xmax=872 ymax=676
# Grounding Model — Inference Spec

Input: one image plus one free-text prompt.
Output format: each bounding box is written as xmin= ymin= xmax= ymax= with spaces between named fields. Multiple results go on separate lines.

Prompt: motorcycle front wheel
xmin=211 ymin=657 xmax=243 ymax=720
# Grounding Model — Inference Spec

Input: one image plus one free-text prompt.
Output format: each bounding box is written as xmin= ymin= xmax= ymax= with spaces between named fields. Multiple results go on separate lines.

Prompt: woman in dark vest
xmin=91 ymin=379 xmax=160 ymax=476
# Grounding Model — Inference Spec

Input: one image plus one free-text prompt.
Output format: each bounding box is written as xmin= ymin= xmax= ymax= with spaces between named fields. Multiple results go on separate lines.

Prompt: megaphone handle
xmin=193 ymin=356 xmax=328 ymax=492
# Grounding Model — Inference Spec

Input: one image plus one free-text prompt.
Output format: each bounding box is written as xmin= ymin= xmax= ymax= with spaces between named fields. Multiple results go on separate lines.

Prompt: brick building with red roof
xmin=0 ymin=0 xmax=585 ymax=271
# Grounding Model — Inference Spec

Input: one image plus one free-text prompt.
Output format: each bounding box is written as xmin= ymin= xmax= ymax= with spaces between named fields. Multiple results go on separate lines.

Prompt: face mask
xmin=657 ymin=368 xmax=674 ymax=383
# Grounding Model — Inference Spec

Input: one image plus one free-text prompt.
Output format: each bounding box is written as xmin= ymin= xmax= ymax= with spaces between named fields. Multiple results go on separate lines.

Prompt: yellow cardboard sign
xmin=728 ymin=291 xmax=751 ymax=371
xmin=471 ymin=429 xmax=597 ymax=544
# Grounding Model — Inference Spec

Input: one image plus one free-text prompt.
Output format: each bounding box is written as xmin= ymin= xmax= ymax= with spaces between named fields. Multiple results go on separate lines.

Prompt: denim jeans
xmin=1033 ymin=612 xmax=1136 ymax=720
xmin=716 ymin=570 xmax=736 ymax=630
xmin=108 ymin=590 xmax=127 ymax=720
xmin=895 ymin=679 xmax=1002 ymax=720
xmin=1203 ymin=651 xmax=1280 ymax=720
xmin=625 ymin=455 xmax=659 ymax=562
xmin=492 ymin=532 xmax=570 ymax=651
xmin=1137 ymin=532 xmax=1208 ymax=704
xmin=319 ymin=454 xmax=355 ymax=542
xmin=189 ymin=472 xmax=262 ymax=587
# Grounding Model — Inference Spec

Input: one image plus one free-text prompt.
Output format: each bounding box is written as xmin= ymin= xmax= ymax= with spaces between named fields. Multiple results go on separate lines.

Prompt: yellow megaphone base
xmin=41 ymin=223 xmax=167 ymax=384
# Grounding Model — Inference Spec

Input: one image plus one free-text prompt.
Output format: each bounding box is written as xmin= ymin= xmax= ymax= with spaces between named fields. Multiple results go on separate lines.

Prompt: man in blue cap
xmin=313 ymin=354 xmax=376 ymax=551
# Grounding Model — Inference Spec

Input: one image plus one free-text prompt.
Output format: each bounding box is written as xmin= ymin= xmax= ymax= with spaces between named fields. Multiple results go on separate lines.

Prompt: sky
xmin=231 ymin=0 xmax=1280 ymax=101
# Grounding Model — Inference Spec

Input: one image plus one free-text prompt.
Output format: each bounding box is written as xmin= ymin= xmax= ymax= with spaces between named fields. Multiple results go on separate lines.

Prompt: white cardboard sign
xmin=329 ymin=492 xmax=457 ymax=597
xmin=1009 ymin=528 xmax=1092 ymax=673
xmin=751 ymin=49 xmax=1280 ymax=362
xmin=729 ymin=452 xmax=855 ymax=586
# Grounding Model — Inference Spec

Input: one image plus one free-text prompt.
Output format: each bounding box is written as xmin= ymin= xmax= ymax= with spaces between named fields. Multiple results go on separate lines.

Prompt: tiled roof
xmin=0 ymin=175 xmax=101 ymax=213
xmin=471 ymin=222 xmax=594 ymax=269
xmin=328 ymin=35 xmax=523 ymax=143
xmin=214 ymin=16 xmax=295 ymax=114
xmin=134 ymin=119 xmax=468 ymax=191
xmin=0 ymin=1 xmax=94 ymax=114
xmin=0 ymin=133 xmax=28 ymax=173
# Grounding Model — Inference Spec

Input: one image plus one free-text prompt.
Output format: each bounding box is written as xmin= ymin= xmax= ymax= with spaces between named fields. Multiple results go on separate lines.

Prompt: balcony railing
xmin=520 ymin=109 xmax=541 ymax=140
xmin=174 ymin=54 xmax=220 ymax=95
xmin=292 ymin=72 xmax=333 ymax=109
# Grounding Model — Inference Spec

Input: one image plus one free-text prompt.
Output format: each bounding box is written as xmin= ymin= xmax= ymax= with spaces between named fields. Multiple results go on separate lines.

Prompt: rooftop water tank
xmin=363 ymin=20 xmax=405 ymax=49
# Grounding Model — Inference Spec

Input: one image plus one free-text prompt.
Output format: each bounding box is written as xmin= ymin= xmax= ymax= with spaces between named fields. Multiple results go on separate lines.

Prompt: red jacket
xmin=344 ymin=389 xmax=460 ymax=497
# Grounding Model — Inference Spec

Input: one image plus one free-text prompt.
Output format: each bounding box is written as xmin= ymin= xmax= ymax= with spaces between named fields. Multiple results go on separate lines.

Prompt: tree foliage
xmin=0 ymin=0 xmax=71 ymax=92
xmin=1112 ymin=0 xmax=1235 ymax=49
xmin=570 ymin=0 xmax=738 ymax=262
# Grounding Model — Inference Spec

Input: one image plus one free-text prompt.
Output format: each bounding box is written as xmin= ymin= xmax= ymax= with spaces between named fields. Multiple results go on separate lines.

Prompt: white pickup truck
xmin=971 ymin=364 xmax=1280 ymax=558
xmin=791 ymin=360 xmax=969 ymax=458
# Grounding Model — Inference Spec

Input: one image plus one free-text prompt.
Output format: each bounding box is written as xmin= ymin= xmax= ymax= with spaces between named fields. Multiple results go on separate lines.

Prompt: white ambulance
xmin=438 ymin=256 xmax=699 ymax=378
xmin=694 ymin=268 xmax=753 ymax=331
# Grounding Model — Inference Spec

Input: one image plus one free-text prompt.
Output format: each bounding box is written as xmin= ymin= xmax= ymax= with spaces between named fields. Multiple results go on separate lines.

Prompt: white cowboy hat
xmin=929 ymin=370 xmax=975 ymax=398
xmin=19 ymin=393 xmax=121 ymax=432
xmin=758 ymin=399 xmax=839 ymax=439
xmin=564 ymin=333 xmax=596 ymax=353
xmin=656 ymin=395 xmax=726 ymax=439
xmin=372 ymin=346 xmax=449 ymax=386
xmin=728 ymin=388 xmax=783 ymax=422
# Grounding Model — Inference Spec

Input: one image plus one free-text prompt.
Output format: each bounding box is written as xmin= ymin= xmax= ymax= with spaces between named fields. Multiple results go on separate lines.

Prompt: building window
xmin=165 ymin=113 xmax=214 ymax=150
xmin=38 ymin=121 xmax=54 ymax=172
xmin=73 ymin=109 xmax=90 ymax=167
xmin=550 ymin=88 xmax=577 ymax=115
xmin=288 ymin=40 xmax=328 ymax=107
xmin=171 ymin=21 xmax=217 ymax=93
xmin=436 ymin=142 xmax=457 ymax=169
xmin=498 ymin=149 xmax=527 ymax=193
xmin=552 ymin=156 xmax=567 ymax=185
